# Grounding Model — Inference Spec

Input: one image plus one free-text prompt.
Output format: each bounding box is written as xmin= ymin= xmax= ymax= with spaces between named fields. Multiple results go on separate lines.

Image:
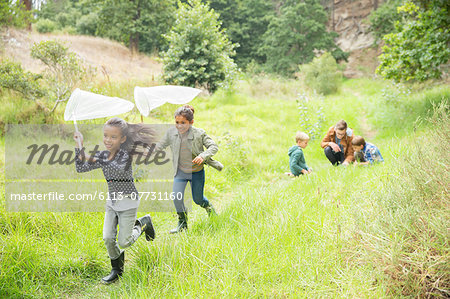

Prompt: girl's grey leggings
xmin=103 ymin=206 xmax=141 ymax=260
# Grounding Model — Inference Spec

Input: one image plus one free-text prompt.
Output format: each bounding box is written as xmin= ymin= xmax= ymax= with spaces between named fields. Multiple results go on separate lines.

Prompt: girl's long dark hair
xmin=105 ymin=117 xmax=155 ymax=156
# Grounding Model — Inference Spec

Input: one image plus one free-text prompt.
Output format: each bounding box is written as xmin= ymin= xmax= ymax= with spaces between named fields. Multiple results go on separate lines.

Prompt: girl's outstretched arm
xmin=74 ymin=148 xmax=103 ymax=173
xmin=73 ymin=132 xmax=103 ymax=173
xmin=154 ymin=129 xmax=172 ymax=152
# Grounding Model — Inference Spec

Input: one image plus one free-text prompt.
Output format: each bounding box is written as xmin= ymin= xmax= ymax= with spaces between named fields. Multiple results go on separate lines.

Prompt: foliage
xmin=97 ymin=0 xmax=176 ymax=53
xmin=31 ymin=40 xmax=91 ymax=112
xmin=300 ymin=52 xmax=342 ymax=95
xmin=0 ymin=60 xmax=46 ymax=100
xmin=36 ymin=0 xmax=175 ymax=53
xmin=162 ymin=0 xmax=237 ymax=92
xmin=209 ymin=0 xmax=274 ymax=66
xmin=377 ymin=1 xmax=450 ymax=82
xmin=0 ymin=0 xmax=32 ymax=28
xmin=35 ymin=18 xmax=57 ymax=33
xmin=75 ymin=12 xmax=98 ymax=36
xmin=260 ymin=0 xmax=347 ymax=76
xmin=368 ymin=0 xmax=402 ymax=41
xmin=296 ymin=92 xmax=325 ymax=140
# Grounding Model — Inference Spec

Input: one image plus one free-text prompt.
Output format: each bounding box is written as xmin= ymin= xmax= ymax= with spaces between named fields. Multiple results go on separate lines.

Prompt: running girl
xmin=74 ymin=117 xmax=155 ymax=284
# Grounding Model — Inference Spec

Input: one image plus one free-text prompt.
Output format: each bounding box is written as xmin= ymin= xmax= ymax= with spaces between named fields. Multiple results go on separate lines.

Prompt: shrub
xmin=35 ymin=19 xmax=57 ymax=33
xmin=55 ymin=10 xmax=80 ymax=29
xmin=31 ymin=40 xmax=92 ymax=112
xmin=0 ymin=60 xmax=46 ymax=101
xmin=76 ymin=13 xmax=98 ymax=36
xmin=300 ymin=52 xmax=342 ymax=95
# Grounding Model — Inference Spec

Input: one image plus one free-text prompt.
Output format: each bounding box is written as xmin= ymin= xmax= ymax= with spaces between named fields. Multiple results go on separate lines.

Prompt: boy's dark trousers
xmin=324 ymin=146 xmax=345 ymax=165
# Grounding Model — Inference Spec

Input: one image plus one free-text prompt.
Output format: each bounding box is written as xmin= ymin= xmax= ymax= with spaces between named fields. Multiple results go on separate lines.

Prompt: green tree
xmin=260 ymin=0 xmax=346 ymax=76
xmin=377 ymin=1 xmax=450 ymax=82
xmin=0 ymin=0 xmax=32 ymax=28
xmin=97 ymin=0 xmax=176 ymax=53
xmin=368 ymin=0 xmax=402 ymax=41
xmin=36 ymin=0 xmax=175 ymax=53
xmin=37 ymin=0 xmax=88 ymax=32
xmin=209 ymin=0 xmax=274 ymax=66
xmin=163 ymin=0 xmax=237 ymax=92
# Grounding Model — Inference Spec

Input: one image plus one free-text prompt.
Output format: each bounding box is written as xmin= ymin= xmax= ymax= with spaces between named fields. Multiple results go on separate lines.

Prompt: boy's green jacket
xmin=288 ymin=145 xmax=310 ymax=176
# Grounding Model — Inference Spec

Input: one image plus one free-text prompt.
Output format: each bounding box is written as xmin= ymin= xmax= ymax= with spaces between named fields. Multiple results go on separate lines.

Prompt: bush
xmin=31 ymin=40 xmax=91 ymax=112
xmin=55 ymin=10 xmax=80 ymax=29
xmin=0 ymin=60 xmax=46 ymax=101
xmin=76 ymin=13 xmax=98 ymax=35
xmin=300 ymin=52 xmax=342 ymax=95
xmin=35 ymin=19 xmax=57 ymax=33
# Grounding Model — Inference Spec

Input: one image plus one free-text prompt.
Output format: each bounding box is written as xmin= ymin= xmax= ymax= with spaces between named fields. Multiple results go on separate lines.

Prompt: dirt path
xmin=344 ymin=87 xmax=378 ymax=138
xmin=358 ymin=111 xmax=377 ymax=139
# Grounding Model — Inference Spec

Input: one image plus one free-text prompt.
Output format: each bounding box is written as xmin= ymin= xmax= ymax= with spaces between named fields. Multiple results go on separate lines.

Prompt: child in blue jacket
xmin=288 ymin=131 xmax=312 ymax=176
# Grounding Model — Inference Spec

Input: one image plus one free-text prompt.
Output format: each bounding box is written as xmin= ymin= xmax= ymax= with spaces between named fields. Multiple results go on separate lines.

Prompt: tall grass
xmin=345 ymin=102 xmax=449 ymax=297
xmin=0 ymin=76 xmax=449 ymax=297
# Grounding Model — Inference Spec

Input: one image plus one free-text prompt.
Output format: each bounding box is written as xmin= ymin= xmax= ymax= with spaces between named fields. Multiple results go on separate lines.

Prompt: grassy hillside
xmin=0 ymin=76 xmax=449 ymax=298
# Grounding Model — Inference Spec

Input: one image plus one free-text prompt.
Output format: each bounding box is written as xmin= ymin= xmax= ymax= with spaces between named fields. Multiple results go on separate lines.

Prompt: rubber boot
xmin=204 ymin=203 xmax=217 ymax=217
xmin=135 ymin=214 xmax=155 ymax=241
xmin=169 ymin=212 xmax=187 ymax=234
xmin=101 ymin=251 xmax=124 ymax=285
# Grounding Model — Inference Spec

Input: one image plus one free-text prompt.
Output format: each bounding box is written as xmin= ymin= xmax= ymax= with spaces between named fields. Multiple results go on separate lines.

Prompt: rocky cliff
xmin=324 ymin=0 xmax=384 ymax=77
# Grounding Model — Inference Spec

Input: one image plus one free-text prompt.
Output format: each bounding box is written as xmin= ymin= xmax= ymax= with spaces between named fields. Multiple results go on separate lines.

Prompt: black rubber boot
xmin=101 ymin=251 xmax=124 ymax=285
xmin=204 ymin=203 xmax=216 ymax=217
xmin=135 ymin=214 xmax=155 ymax=241
xmin=169 ymin=212 xmax=187 ymax=234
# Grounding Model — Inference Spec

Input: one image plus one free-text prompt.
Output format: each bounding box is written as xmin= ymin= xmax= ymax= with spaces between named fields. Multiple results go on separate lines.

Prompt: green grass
xmin=0 ymin=77 xmax=449 ymax=297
